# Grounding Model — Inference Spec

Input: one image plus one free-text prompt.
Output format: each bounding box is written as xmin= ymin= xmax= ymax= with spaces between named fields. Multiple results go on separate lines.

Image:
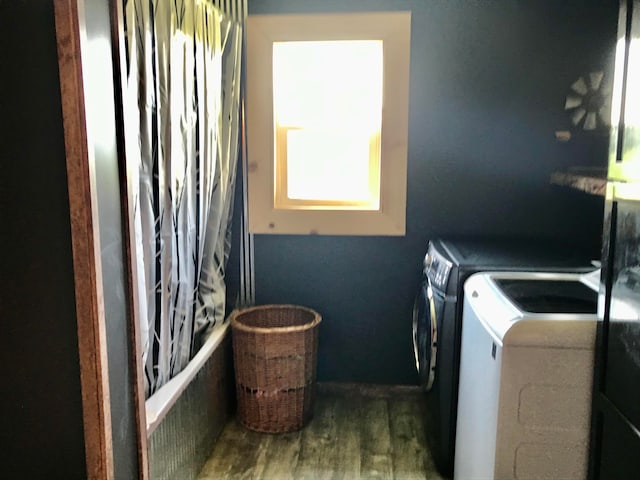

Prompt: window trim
xmin=246 ymin=11 xmax=411 ymax=235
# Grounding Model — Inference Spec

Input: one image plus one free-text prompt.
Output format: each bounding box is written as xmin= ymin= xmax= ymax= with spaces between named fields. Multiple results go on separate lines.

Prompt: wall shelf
xmin=550 ymin=167 xmax=607 ymax=196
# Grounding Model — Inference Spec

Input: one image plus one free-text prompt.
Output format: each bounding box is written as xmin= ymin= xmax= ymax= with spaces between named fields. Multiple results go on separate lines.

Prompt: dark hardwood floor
xmin=198 ymin=388 xmax=445 ymax=480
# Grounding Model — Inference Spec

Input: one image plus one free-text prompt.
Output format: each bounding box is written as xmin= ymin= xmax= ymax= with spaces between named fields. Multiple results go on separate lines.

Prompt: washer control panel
xmin=425 ymin=242 xmax=453 ymax=291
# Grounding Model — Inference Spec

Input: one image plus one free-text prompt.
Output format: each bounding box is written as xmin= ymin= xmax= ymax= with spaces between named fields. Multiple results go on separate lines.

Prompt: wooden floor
xmin=198 ymin=389 xmax=446 ymax=480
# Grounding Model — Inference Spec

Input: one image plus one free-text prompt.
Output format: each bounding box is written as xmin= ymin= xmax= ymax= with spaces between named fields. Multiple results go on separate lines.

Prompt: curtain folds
xmin=124 ymin=0 xmax=242 ymax=397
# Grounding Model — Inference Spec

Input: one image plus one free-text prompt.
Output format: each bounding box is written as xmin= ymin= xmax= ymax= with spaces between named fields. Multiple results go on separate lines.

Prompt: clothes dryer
xmin=413 ymin=238 xmax=594 ymax=476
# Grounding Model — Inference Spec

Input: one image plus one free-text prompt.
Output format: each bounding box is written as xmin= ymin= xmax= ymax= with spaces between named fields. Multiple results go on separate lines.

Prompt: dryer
xmin=413 ymin=239 xmax=594 ymax=477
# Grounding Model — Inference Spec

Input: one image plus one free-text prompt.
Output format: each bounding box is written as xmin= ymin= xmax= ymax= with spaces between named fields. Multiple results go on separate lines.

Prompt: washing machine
xmin=412 ymin=238 xmax=594 ymax=477
xmin=454 ymin=270 xmax=599 ymax=480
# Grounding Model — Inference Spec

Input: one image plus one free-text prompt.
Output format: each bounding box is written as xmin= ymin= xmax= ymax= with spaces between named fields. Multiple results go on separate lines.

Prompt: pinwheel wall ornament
xmin=564 ymin=71 xmax=610 ymax=131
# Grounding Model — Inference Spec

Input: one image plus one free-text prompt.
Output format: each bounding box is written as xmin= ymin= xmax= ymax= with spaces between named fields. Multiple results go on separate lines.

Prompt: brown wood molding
xmin=109 ymin=0 xmax=150 ymax=477
xmin=53 ymin=0 xmax=114 ymax=478
xmin=316 ymin=382 xmax=424 ymax=399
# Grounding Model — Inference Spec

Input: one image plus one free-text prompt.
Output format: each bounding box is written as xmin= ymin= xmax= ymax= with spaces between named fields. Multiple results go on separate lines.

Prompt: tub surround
xmin=146 ymin=323 xmax=231 ymax=435
xmin=148 ymin=328 xmax=234 ymax=480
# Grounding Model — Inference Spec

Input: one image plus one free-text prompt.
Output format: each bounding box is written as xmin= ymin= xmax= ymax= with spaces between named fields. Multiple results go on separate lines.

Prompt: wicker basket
xmin=231 ymin=304 xmax=321 ymax=433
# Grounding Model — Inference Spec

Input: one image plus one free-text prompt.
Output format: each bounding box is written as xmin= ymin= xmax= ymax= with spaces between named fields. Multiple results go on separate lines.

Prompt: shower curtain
xmin=123 ymin=0 xmax=242 ymax=397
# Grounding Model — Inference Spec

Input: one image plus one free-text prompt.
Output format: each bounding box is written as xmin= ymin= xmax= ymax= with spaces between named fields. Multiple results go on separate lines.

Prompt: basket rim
xmin=230 ymin=304 xmax=321 ymax=334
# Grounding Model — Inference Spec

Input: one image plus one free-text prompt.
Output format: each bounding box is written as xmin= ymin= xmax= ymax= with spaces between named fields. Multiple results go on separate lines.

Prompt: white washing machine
xmin=454 ymin=270 xmax=599 ymax=480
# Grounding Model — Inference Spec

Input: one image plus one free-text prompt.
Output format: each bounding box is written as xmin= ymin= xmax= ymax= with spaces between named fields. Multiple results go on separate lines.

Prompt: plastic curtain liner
xmin=124 ymin=0 xmax=242 ymax=397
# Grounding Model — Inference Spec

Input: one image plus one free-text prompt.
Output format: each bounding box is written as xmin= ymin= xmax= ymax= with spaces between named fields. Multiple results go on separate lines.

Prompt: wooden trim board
xmin=316 ymin=382 xmax=424 ymax=399
xmin=53 ymin=1 xmax=114 ymax=478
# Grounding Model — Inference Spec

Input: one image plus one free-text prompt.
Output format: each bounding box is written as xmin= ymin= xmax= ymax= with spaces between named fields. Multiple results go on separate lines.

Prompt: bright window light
xmin=610 ymin=36 xmax=625 ymax=127
xmin=272 ymin=40 xmax=383 ymax=209
xmin=625 ymin=38 xmax=640 ymax=128
xmin=286 ymin=130 xmax=373 ymax=202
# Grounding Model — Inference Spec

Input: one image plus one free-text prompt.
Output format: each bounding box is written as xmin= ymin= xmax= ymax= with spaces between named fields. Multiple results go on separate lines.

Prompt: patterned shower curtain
xmin=123 ymin=0 xmax=242 ymax=397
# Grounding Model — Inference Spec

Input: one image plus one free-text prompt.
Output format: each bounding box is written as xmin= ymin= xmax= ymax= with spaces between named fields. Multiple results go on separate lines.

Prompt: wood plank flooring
xmin=198 ymin=390 xmax=446 ymax=480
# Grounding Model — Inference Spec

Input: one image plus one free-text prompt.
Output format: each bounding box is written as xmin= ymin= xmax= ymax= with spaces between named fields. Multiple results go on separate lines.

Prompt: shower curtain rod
xmin=213 ymin=0 xmax=247 ymax=22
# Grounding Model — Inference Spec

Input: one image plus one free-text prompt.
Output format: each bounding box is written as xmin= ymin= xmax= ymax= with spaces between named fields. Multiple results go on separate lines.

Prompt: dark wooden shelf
xmin=550 ymin=167 xmax=607 ymax=196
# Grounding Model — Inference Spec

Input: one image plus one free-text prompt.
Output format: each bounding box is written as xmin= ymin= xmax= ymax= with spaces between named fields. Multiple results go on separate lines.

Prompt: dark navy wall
xmin=248 ymin=0 xmax=617 ymax=385
xmin=0 ymin=2 xmax=87 ymax=477
xmin=1 ymin=1 xmax=140 ymax=477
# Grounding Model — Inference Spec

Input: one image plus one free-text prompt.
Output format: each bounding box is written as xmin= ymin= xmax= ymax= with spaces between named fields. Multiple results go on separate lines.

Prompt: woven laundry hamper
xmin=231 ymin=305 xmax=321 ymax=433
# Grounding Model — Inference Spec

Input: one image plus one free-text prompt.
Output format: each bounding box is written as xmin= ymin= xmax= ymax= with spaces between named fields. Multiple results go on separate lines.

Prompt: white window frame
xmin=246 ymin=11 xmax=411 ymax=235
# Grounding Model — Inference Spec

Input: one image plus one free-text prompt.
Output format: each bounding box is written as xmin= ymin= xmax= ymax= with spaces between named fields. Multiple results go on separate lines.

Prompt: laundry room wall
xmin=246 ymin=0 xmax=618 ymax=384
xmin=1 ymin=2 xmax=88 ymax=476
xmin=1 ymin=0 xmax=141 ymax=476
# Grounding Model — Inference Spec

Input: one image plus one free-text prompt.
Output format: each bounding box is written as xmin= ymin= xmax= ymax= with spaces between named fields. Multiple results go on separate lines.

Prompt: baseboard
xmin=316 ymin=382 xmax=424 ymax=399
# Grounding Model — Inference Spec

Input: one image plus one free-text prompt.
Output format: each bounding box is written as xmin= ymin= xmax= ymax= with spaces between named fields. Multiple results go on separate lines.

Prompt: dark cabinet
xmin=594 ymin=400 xmax=640 ymax=479
xmin=591 ymin=182 xmax=640 ymax=480
xmin=602 ymin=199 xmax=640 ymax=427
xmin=590 ymin=1 xmax=640 ymax=478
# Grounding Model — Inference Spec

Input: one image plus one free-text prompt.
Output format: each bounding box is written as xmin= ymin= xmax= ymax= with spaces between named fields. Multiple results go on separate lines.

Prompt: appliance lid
xmin=464 ymin=271 xmax=598 ymax=347
xmin=438 ymin=238 xmax=594 ymax=271
xmin=493 ymin=278 xmax=597 ymax=314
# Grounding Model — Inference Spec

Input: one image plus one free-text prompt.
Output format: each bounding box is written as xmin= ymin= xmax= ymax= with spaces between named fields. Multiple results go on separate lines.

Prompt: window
xmin=246 ymin=12 xmax=411 ymax=235
xmin=273 ymin=40 xmax=383 ymax=210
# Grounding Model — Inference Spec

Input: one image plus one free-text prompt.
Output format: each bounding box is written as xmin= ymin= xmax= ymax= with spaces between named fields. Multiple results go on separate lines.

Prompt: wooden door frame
xmin=53 ymin=0 xmax=149 ymax=478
